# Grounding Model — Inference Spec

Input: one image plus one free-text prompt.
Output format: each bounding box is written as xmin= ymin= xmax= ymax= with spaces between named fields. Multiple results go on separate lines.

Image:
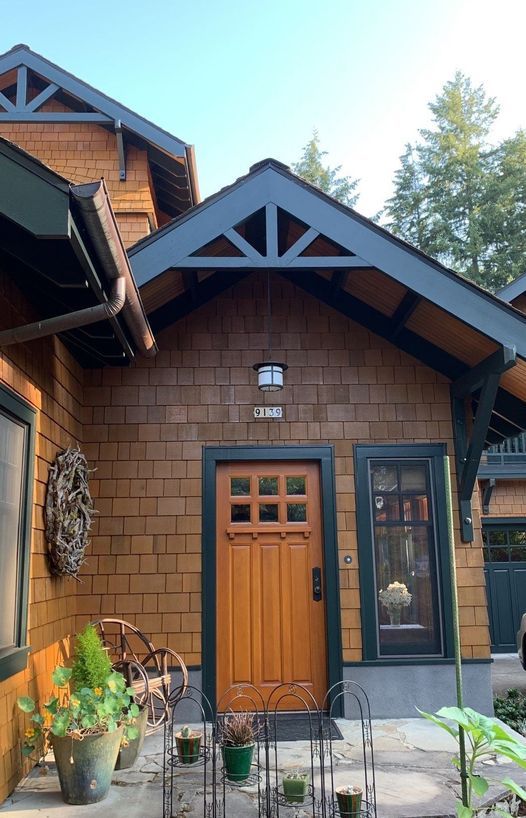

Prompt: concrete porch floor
xmin=2 ymin=716 xmax=526 ymax=818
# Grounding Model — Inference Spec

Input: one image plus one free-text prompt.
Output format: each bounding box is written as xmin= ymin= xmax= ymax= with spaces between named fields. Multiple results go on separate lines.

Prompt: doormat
xmin=267 ymin=714 xmax=344 ymax=742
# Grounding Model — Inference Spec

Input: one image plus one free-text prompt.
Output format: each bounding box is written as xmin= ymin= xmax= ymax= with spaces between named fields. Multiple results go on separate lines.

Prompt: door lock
xmin=312 ymin=567 xmax=322 ymax=601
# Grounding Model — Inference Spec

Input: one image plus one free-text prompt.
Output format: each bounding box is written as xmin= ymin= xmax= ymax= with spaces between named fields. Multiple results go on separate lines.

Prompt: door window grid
xmin=228 ymin=474 xmax=308 ymax=524
xmin=483 ymin=527 xmax=526 ymax=562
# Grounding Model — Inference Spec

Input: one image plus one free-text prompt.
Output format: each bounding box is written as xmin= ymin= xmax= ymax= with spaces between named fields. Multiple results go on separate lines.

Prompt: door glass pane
xmin=286 ymin=476 xmax=306 ymax=495
xmin=489 ymin=530 xmax=507 ymax=545
xmin=259 ymin=503 xmax=278 ymax=522
xmin=372 ymin=465 xmax=398 ymax=492
xmin=374 ymin=524 xmax=440 ymax=655
xmin=511 ymin=546 xmax=526 ymax=562
xmin=231 ymin=477 xmax=250 ymax=496
xmin=400 ymin=464 xmax=427 ymax=492
xmin=403 ymin=495 xmax=429 ymax=521
xmin=287 ymin=503 xmax=307 ymax=522
xmin=374 ymin=494 xmax=400 ymax=522
xmin=509 ymin=530 xmax=526 ymax=546
xmin=258 ymin=477 xmax=278 ymax=496
xmin=231 ymin=504 xmax=250 ymax=523
xmin=490 ymin=546 xmax=509 ymax=561
xmin=0 ymin=414 xmax=25 ymax=651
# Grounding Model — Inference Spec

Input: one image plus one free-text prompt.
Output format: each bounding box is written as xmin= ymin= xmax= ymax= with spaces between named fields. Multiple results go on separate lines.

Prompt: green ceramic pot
xmin=51 ymin=726 xmax=123 ymax=805
xmin=221 ymin=743 xmax=255 ymax=782
xmin=336 ymin=785 xmax=363 ymax=817
xmin=282 ymin=773 xmax=309 ymax=803
xmin=115 ymin=706 xmax=148 ymax=770
xmin=175 ymin=731 xmax=202 ymax=764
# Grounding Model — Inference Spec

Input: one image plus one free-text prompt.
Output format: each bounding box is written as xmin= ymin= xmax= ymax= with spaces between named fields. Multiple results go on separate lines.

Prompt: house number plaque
xmin=253 ymin=406 xmax=283 ymax=418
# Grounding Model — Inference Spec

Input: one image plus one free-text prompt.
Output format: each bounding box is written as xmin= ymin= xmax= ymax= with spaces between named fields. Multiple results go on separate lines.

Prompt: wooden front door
xmin=216 ymin=461 xmax=328 ymax=709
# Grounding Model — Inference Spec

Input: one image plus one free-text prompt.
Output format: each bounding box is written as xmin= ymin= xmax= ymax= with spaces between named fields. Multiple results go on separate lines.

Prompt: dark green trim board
xmin=343 ymin=657 xmax=491 ymax=667
xmin=0 ymin=384 xmax=36 ymax=682
xmin=202 ymin=445 xmax=342 ymax=714
xmin=483 ymin=517 xmax=526 ymax=526
xmin=354 ymin=444 xmax=455 ymax=662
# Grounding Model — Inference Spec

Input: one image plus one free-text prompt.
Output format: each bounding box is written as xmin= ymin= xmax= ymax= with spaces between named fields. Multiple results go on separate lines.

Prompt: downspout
xmin=0 ymin=180 xmax=157 ymax=356
xmin=71 ymin=180 xmax=157 ymax=357
xmin=0 ymin=277 xmax=126 ymax=346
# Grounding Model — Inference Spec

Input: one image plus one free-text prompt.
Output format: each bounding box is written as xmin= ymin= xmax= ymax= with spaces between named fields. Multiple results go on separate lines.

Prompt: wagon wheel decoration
xmin=45 ymin=446 xmax=95 ymax=579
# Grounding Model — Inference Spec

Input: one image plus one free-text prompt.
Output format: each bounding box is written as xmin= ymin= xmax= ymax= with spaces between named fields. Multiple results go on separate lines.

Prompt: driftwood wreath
xmin=45 ymin=446 xmax=95 ymax=579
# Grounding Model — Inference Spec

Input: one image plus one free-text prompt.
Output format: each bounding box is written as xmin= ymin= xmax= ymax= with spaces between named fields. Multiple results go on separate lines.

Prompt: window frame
xmin=0 ymin=384 xmax=35 ymax=681
xmin=354 ymin=444 xmax=454 ymax=662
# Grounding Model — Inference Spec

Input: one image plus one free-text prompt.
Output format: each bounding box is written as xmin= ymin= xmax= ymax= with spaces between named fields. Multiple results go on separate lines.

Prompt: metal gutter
xmin=70 ymin=180 xmax=157 ymax=357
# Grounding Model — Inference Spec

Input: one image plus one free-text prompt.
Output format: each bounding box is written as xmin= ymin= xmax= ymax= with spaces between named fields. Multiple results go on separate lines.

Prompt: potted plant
xmin=335 ymin=785 xmax=363 ymax=816
xmin=115 ymin=704 xmax=148 ymax=770
xmin=175 ymin=724 xmax=202 ymax=764
xmin=220 ymin=711 xmax=257 ymax=783
xmin=17 ymin=625 xmax=139 ymax=805
xmin=282 ymin=770 xmax=309 ymax=803
xmin=378 ymin=581 xmax=412 ymax=626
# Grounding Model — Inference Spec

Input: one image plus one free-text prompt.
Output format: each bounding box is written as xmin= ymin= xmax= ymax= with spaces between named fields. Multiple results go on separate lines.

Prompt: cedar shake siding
xmin=79 ymin=274 xmax=490 ymax=666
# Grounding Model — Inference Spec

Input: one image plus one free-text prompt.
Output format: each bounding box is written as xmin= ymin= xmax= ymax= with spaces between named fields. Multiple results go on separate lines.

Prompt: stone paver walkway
xmin=1 ymin=718 xmax=525 ymax=818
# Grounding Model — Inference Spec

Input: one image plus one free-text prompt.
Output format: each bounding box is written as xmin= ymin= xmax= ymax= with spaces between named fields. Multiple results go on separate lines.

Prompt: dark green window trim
xmin=354 ymin=443 xmax=454 ymax=662
xmin=202 ymin=445 xmax=342 ymax=714
xmin=483 ymin=517 xmax=526 ymax=526
xmin=0 ymin=383 xmax=35 ymax=682
xmin=344 ymin=657 xmax=491 ymax=667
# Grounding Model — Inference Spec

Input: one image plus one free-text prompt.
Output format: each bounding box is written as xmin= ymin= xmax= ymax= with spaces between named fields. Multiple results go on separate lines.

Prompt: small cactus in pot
xmin=175 ymin=725 xmax=202 ymax=764
xmin=282 ymin=770 xmax=309 ymax=803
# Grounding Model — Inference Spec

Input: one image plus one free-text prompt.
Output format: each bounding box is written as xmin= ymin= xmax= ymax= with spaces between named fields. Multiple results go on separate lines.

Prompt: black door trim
xmin=202 ymin=445 xmax=342 ymax=714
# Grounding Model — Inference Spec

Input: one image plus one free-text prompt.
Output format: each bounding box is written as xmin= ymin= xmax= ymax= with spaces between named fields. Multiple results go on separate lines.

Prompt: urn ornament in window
xmin=45 ymin=446 xmax=95 ymax=579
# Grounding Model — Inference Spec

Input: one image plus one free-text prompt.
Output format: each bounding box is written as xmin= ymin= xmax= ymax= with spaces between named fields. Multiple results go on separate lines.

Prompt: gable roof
xmin=128 ymin=158 xmax=526 ymax=444
xmin=499 ymin=272 xmax=526 ymax=304
xmin=0 ymin=44 xmax=199 ymax=217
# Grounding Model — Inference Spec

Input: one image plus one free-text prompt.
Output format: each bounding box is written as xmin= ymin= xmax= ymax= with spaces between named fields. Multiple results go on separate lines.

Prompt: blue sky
xmin=2 ymin=0 xmax=525 ymax=217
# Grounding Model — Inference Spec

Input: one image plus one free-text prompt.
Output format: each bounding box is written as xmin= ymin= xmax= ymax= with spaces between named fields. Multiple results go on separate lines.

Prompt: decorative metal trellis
xmin=163 ymin=681 xmax=377 ymax=818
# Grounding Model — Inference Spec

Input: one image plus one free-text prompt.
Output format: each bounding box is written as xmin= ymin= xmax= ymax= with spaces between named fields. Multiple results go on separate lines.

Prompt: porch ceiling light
xmin=253 ymin=272 xmax=287 ymax=392
xmin=253 ymin=361 xmax=288 ymax=392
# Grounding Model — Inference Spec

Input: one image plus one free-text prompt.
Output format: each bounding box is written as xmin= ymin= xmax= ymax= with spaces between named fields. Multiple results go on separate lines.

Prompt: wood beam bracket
xmin=482 ymin=478 xmax=496 ymax=515
xmin=451 ymin=345 xmax=516 ymax=542
xmin=115 ymin=121 xmax=126 ymax=181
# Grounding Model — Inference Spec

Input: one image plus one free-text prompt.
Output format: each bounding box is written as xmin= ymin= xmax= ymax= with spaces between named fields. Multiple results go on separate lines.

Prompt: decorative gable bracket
xmin=451 ymin=346 xmax=516 ymax=541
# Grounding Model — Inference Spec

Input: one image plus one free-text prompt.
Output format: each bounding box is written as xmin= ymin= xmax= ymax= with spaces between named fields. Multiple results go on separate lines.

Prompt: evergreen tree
xmin=292 ymin=130 xmax=359 ymax=207
xmin=483 ymin=130 xmax=526 ymax=290
xmin=384 ymin=143 xmax=434 ymax=252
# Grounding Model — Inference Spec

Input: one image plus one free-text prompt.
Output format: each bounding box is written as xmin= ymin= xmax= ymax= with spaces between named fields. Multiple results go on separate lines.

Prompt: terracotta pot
xmin=175 ymin=731 xmax=202 ymax=764
xmin=336 ymin=785 xmax=363 ymax=817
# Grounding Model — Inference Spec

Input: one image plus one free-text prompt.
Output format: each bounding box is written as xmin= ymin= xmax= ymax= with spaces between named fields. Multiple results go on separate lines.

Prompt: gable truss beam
xmin=0 ymin=111 xmax=112 ymax=123
xmin=176 ymin=254 xmax=372 ymax=269
xmin=451 ymin=345 xmax=516 ymax=541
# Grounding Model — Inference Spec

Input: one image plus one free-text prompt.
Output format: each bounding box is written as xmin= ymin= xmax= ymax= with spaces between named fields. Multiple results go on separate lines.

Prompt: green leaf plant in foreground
xmin=418 ymin=706 xmax=526 ymax=817
xmin=17 ymin=627 xmax=140 ymax=762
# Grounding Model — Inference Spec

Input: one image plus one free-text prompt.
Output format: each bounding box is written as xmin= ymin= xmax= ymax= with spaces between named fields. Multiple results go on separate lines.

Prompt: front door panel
xmin=216 ymin=461 xmax=328 ymax=708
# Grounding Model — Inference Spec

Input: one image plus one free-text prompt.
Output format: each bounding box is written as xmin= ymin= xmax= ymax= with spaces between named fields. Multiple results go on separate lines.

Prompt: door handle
xmin=312 ymin=567 xmax=322 ymax=602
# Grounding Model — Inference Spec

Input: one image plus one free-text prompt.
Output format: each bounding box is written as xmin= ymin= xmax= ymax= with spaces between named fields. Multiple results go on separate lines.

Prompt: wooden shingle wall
xmin=0 ymin=266 xmax=82 ymax=803
xmin=80 ymin=274 xmax=490 ymax=666
xmin=482 ymin=481 xmax=526 ymax=518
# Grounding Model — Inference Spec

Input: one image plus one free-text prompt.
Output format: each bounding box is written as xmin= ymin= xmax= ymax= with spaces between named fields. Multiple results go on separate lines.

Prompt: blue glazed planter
xmin=51 ymin=726 xmax=123 ymax=804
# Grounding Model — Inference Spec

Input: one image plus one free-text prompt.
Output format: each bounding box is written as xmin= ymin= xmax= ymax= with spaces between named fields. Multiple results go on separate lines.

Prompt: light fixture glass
xmin=253 ymin=361 xmax=288 ymax=392
xmin=253 ymin=272 xmax=287 ymax=392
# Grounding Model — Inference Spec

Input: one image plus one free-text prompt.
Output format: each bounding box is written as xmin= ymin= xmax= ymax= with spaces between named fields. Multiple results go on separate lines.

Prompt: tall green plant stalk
xmin=444 ymin=456 xmax=468 ymax=807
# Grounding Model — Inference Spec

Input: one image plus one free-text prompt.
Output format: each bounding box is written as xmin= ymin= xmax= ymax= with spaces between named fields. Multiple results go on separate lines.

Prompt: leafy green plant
xmin=419 ymin=706 xmax=526 ymax=817
xmin=494 ymin=689 xmax=526 ymax=735
xmin=70 ymin=624 xmax=112 ymax=691
xmin=17 ymin=666 xmax=139 ymax=759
